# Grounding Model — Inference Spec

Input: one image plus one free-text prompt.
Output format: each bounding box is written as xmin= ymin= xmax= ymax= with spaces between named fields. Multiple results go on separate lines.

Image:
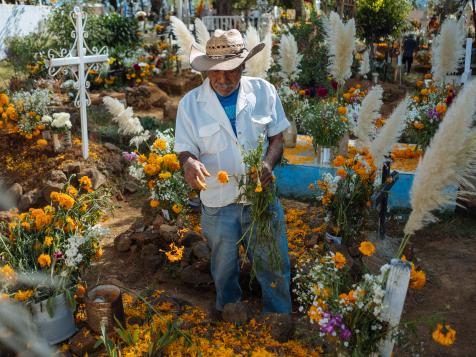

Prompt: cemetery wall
xmin=0 ymin=4 xmax=51 ymax=60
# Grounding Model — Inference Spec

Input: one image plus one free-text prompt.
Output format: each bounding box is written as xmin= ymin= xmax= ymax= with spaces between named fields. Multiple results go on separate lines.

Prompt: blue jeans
xmin=201 ymin=200 xmax=292 ymax=313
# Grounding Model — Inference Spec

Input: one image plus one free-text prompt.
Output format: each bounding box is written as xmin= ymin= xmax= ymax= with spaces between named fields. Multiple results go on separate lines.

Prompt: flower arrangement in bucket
xmin=128 ymin=129 xmax=190 ymax=222
xmin=0 ymin=177 xmax=110 ymax=343
xmin=41 ymin=112 xmax=73 ymax=151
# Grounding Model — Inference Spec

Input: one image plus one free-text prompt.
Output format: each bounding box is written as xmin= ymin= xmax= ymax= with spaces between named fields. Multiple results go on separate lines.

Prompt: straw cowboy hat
xmin=190 ymin=29 xmax=265 ymax=72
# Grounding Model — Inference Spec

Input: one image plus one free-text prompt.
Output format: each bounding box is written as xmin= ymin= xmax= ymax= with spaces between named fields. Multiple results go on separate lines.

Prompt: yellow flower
xmin=144 ymin=163 xmax=158 ymax=176
xmin=255 ymin=183 xmax=263 ymax=193
xmin=435 ymin=103 xmax=447 ymax=114
xmin=0 ymin=93 xmax=9 ymax=106
xmin=217 ymin=170 xmax=229 ymax=184
xmin=152 ymin=138 xmax=167 ymax=150
xmin=337 ymin=106 xmax=347 ymax=115
xmin=14 ymin=289 xmax=34 ymax=301
xmin=358 ymin=241 xmax=376 ymax=256
xmin=0 ymin=264 xmax=16 ymax=284
xmin=163 ymin=242 xmax=184 ymax=262
xmin=95 ymin=247 xmax=104 ymax=258
xmin=37 ymin=139 xmax=48 ymax=146
xmin=44 ymin=236 xmax=53 ymax=247
xmin=159 ymin=171 xmax=172 ymax=180
xmin=409 ymin=268 xmax=426 ymax=289
xmin=37 ymin=253 xmax=52 ymax=268
xmin=51 ymin=192 xmax=75 ymax=210
xmin=76 ymin=284 xmax=86 ymax=297
xmin=420 ymin=88 xmax=429 ymax=96
xmin=66 ymin=185 xmax=78 ymax=197
xmin=150 ymin=199 xmax=160 ymax=208
xmin=172 ymin=204 xmax=182 ymax=214
xmin=413 ymin=121 xmax=425 ymax=129
xmin=432 ymin=323 xmax=456 ymax=346
xmin=416 ymin=80 xmax=424 ymax=87
xmin=79 ymin=176 xmax=93 ymax=192
xmin=333 ymin=252 xmax=346 ymax=269
xmin=336 ymin=168 xmax=347 ymax=178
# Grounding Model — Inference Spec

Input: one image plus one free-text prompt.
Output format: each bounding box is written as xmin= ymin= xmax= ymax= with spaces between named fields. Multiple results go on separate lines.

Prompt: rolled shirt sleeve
xmin=174 ymin=100 xmax=200 ymax=158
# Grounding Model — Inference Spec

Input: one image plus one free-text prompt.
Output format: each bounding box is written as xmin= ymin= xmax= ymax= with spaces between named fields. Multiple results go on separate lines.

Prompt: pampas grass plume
xmin=244 ymin=25 xmax=272 ymax=78
xmin=355 ymin=85 xmax=383 ymax=148
xmin=103 ymin=96 xmax=144 ymax=136
xmin=369 ymin=97 xmax=409 ymax=168
xmin=359 ymin=50 xmax=370 ymax=77
xmin=404 ymin=79 xmax=476 ymax=235
xmin=194 ymin=18 xmax=210 ymax=52
xmin=323 ymin=11 xmax=356 ymax=85
xmin=171 ymin=16 xmax=195 ymax=68
xmin=431 ymin=17 xmax=466 ymax=84
xmin=278 ymin=33 xmax=302 ymax=83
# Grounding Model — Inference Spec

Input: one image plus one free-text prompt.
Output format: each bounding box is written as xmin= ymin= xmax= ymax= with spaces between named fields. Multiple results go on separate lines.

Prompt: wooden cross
xmin=47 ymin=6 xmax=108 ymax=159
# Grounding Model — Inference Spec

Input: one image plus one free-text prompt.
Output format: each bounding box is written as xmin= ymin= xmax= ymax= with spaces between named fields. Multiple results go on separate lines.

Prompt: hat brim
xmin=189 ymin=42 xmax=265 ymax=72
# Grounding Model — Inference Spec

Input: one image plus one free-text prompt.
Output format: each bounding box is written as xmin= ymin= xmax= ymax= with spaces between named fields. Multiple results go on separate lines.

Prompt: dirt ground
xmin=88 ymin=192 xmax=476 ymax=356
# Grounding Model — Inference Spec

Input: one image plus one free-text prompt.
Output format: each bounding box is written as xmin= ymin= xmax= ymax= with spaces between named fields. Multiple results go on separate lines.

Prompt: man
xmin=174 ymin=29 xmax=292 ymax=315
xmin=402 ymin=34 xmax=418 ymax=74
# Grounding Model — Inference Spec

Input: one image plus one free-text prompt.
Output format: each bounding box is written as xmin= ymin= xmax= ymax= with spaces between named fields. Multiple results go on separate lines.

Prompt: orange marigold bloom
xmin=37 ymin=139 xmax=48 ymax=146
xmin=420 ymin=88 xmax=429 ymax=96
xmin=416 ymin=80 xmax=424 ymax=87
xmin=435 ymin=103 xmax=447 ymax=114
xmin=432 ymin=323 xmax=456 ymax=346
xmin=410 ymin=268 xmax=426 ymax=289
xmin=150 ymin=199 xmax=160 ymax=208
xmin=332 ymin=155 xmax=346 ymax=167
xmin=144 ymin=163 xmax=158 ymax=176
xmin=37 ymin=254 xmax=51 ymax=268
xmin=172 ymin=204 xmax=182 ymax=214
xmin=336 ymin=168 xmax=347 ymax=178
xmin=255 ymin=183 xmax=263 ymax=193
xmin=79 ymin=176 xmax=93 ymax=192
xmin=333 ymin=252 xmax=346 ymax=269
xmin=217 ymin=170 xmax=229 ymax=184
xmin=308 ymin=183 xmax=315 ymax=190
xmin=14 ymin=289 xmax=33 ymax=301
xmin=358 ymin=241 xmax=376 ymax=256
xmin=337 ymin=106 xmax=347 ymax=115
xmin=413 ymin=121 xmax=425 ymax=129
xmin=424 ymin=73 xmax=432 ymax=79
xmin=76 ymin=284 xmax=86 ymax=297
xmin=152 ymin=138 xmax=167 ymax=150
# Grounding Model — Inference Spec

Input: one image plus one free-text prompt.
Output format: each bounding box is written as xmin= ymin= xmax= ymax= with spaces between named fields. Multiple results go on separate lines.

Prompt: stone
xmin=104 ymin=142 xmax=122 ymax=154
xmin=260 ymin=313 xmax=295 ymax=342
xmin=179 ymin=264 xmax=213 ymax=286
xmin=164 ymin=99 xmax=179 ymax=121
xmin=6 ymin=183 xmax=22 ymax=207
xmin=181 ymin=231 xmax=204 ymax=247
xmin=18 ymin=189 xmax=42 ymax=211
xmin=69 ymin=327 xmax=98 ymax=356
xmin=62 ymin=161 xmax=81 ymax=175
xmin=124 ymin=181 xmax=140 ymax=194
xmin=78 ymin=167 xmax=107 ymax=189
xmin=141 ymin=200 xmax=156 ymax=226
xmin=159 ymin=224 xmax=178 ymax=242
xmin=42 ymin=180 xmax=65 ymax=202
xmin=222 ymin=302 xmax=249 ymax=325
xmin=149 ymin=84 xmax=169 ymax=108
xmin=141 ymin=243 xmax=164 ymax=272
xmin=191 ymin=241 xmax=210 ymax=260
xmin=115 ymin=232 xmax=133 ymax=252
xmin=193 ymin=259 xmax=210 ymax=273
xmin=131 ymin=231 xmax=161 ymax=248
xmin=47 ymin=169 xmax=67 ymax=183
xmin=152 ymin=215 xmax=165 ymax=231
xmin=151 ymin=75 xmax=202 ymax=96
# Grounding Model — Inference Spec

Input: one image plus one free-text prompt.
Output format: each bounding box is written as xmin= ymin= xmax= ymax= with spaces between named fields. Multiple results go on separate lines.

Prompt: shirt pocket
xmin=251 ymin=115 xmax=272 ymax=138
xmin=198 ymin=122 xmax=227 ymax=154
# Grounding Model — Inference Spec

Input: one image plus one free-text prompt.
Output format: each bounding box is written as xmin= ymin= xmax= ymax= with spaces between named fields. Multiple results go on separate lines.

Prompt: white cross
xmin=47 ymin=6 xmax=108 ymax=159
xmin=461 ymin=37 xmax=473 ymax=84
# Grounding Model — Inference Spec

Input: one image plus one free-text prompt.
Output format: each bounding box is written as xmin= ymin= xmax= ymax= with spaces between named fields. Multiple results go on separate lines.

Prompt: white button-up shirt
xmin=174 ymin=76 xmax=290 ymax=208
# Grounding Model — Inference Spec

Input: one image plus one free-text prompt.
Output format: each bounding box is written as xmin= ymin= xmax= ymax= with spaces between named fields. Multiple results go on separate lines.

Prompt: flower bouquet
xmin=404 ymin=78 xmax=455 ymax=150
xmin=41 ymin=112 xmax=73 ymax=152
xmin=310 ymin=149 xmax=377 ymax=247
xmin=293 ymin=251 xmax=390 ymax=355
xmin=236 ymin=135 xmax=282 ymax=276
xmin=128 ymin=129 xmax=190 ymax=222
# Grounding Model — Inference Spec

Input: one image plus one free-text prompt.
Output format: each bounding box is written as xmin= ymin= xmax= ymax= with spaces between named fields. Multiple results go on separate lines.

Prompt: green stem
xmin=395 ymin=233 xmax=412 ymax=258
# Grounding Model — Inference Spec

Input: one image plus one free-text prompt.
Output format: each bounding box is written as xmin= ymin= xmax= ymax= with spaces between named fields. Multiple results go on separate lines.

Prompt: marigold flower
xmin=144 ymin=163 xmax=158 ymax=176
xmin=51 ymin=192 xmax=75 ymax=210
xmin=76 ymin=284 xmax=86 ymax=297
xmin=343 ymin=93 xmax=351 ymax=101
xmin=172 ymin=204 xmax=182 ymax=214
xmin=152 ymin=138 xmax=167 ymax=150
xmin=308 ymin=183 xmax=315 ymax=190
xmin=66 ymin=185 xmax=78 ymax=197
xmin=358 ymin=241 xmax=376 ymax=256
xmin=435 ymin=103 xmax=447 ymax=114
xmin=332 ymin=155 xmax=346 ymax=167
xmin=413 ymin=121 xmax=425 ymax=130
xmin=214 ymin=170 xmax=230 ymax=184
xmin=420 ymin=88 xmax=429 ymax=96
xmin=95 ymin=247 xmax=104 ymax=258
xmin=336 ymin=168 xmax=347 ymax=178
xmin=163 ymin=242 xmax=184 ymax=263
xmin=37 ymin=138 xmax=48 ymax=146
xmin=79 ymin=176 xmax=93 ymax=192
xmin=255 ymin=183 xmax=263 ymax=193
xmin=333 ymin=252 xmax=346 ymax=269
xmin=410 ymin=268 xmax=426 ymax=289
xmin=14 ymin=289 xmax=33 ymax=301
xmin=432 ymin=323 xmax=456 ymax=346
xmin=44 ymin=236 xmax=53 ymax=247
xmin=147 ymin=180 xmax=155 ymax=189
xmin=424 ymin=73 xmax=432 ymax=79
xmin=413 ymin=96 xmax=420 ymax=103
xmin=159 ymin=171 xmax=172 ymax=180
xmin=416 ymin=80 xmax=424 ymax=87
xmin=337 ymin=106 xmax=347 ymax=115
xmin=150 ymin=199 xmax=160 ymax=208
xmin=0 ymin=264 xmax=16 ymax=284
xmin=37 ymin=253 xmax=52 ymax=268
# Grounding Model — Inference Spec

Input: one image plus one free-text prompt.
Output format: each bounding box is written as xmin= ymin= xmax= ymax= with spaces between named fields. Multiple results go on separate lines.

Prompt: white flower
xmin=41 ymin=115 xmax=52 ymax=123
xmin=51 ymin=112 xmax=72 ymax=129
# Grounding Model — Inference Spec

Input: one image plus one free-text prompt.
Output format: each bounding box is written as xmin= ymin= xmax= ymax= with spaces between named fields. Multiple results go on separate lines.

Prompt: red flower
xmin=317 ymin=86 xmax=328 ymax=97
xmin=331 ymin=80 xmax=338 ymax=91
xmin=304 ymin=88 xmax=311 ymax=96
xmin=133 ymin=63 xmax=141 ymax=71
xmin=445 ymin=95 xmax=454 ymax=106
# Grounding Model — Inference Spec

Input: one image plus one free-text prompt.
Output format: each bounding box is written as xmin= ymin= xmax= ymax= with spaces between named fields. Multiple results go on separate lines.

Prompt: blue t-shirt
xmin=216 ymin=86 xmax=239 ymax=136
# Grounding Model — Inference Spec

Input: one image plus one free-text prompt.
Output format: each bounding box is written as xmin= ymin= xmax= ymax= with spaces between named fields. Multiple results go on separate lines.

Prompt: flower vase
xmin=31 ymin=293 xmax=77 ymax=345
xmin=316 ymin=146 xmax=336 ymax=166
xmin=52 ymin=133 xmax=63 ymax=153
xmin=379 ymin=259 xmax=411 ymax=356
xmin=283 ymin=120 xmax=297 ymax=148
xmin=63 ymin=131 xmax=72 ymax=148
xmin=85 ymin=284 xmax=125 ymax=334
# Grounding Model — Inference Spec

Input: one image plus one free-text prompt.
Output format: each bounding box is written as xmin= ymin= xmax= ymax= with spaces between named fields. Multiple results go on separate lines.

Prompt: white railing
xmin=202 ymin=15 xmax=246 ymax=32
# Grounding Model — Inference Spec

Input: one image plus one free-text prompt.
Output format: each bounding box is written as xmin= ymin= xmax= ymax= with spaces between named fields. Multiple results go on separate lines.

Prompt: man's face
xmin=208 ymin=66 xmax=242 ymax=96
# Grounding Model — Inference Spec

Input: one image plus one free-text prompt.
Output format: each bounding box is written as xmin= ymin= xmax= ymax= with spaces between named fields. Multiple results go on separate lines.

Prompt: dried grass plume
xmin=278 ymin=33 xmax=302 ymax=83
xmin=431 ymin=17 xmax=466 ymax=84
xmin=244 ymin=25 xmax=272 ymax=78
xmin=404 ymin=79 xmax=476 ymax=236
xmin=103 ymin=96 xmax=144 ymax=136
xmin=369 ymin=98 xmax=409 ymax=168
xmin=323 ymin=11 xmax=356 ymax=85
xmin=355 ymin=85 xmax=383 ymax=148
xmin=359 ymin=50 xmax=371 ymax=77
xmin=170 ymin=16 xmax=195 ymax=68
xmin=194 ymin=18 xmax=210 ymax=52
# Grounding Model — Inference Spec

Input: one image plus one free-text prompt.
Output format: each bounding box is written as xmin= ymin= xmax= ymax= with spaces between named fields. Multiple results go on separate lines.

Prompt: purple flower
xmin=340 ymin=327 xmax=352 ymax=340
xmin=54 ymin=251 xmax=63 ymax=259
xmin=427 ymin=108 xmax=440 ymax=122
xmin=123 ymin=152 xmax=138 ymax=161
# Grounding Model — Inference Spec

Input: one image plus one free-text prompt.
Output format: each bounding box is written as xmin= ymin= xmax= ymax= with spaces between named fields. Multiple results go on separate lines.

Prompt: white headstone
xmin=461 ymin=37 xmax=473 ymax=84
xmin=47 ymin=6 xmax=108 ymax=159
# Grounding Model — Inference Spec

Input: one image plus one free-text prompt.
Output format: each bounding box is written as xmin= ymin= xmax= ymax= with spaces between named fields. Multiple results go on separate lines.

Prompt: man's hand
xmin=180 ymin=153 xmax=210 ymax=190
xmin=260 ymin=161 xmax=273 ymax=187
xmin=260 ymin=133 xmax=284 ymax=187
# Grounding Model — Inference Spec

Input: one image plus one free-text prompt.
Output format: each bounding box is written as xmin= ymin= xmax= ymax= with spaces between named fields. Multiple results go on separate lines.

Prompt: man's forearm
xmin=264 ymin=133 xmax=284 ymax=168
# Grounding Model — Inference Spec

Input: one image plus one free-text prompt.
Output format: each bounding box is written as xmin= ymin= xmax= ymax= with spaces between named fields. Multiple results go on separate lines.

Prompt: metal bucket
xmin=31 ymin=293 xmax=77 ymax=345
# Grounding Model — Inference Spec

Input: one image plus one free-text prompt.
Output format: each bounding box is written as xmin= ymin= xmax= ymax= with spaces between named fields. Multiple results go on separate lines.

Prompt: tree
xmin=355 ymin=0 xmax=412 ymax=45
